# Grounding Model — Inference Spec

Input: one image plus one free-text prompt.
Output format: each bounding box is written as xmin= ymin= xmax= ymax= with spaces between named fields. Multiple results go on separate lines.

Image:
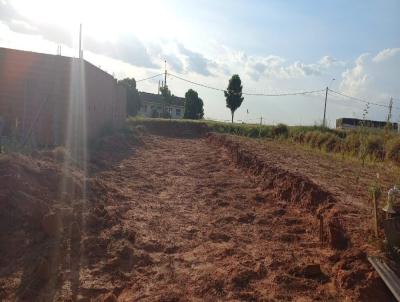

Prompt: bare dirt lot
xmin=0 ymin=125 xmax=396 ymax=301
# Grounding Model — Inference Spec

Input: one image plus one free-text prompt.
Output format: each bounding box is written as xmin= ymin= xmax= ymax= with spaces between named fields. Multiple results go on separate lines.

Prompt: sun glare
xmin=12 ymin=0 xmax=178 ymax=42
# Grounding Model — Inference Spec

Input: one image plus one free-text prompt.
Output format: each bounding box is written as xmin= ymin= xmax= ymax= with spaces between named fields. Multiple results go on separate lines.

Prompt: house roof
xmin=139 ymin=91 xmax=185 ymax=107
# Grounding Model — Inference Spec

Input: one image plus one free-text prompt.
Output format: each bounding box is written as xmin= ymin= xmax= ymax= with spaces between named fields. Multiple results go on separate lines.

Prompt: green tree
xmin=118 ymin=78 xmax=141 ymax=116
xmin=183 ymin=89 xmax=204 ymax=119
xmin=224 ymin=74 xmax=244 ymax=123
xmin=160 ymin=85 xmax=174 ymax=118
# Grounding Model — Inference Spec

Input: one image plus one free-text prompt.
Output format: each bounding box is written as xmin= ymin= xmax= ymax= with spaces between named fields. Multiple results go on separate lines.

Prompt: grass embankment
xmin=128 ymin=117 xmax=400 ymax=165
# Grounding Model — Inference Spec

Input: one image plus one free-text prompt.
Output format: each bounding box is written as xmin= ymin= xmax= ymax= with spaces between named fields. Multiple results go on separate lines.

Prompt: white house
xmin=138 ymin=91 xmax=185 ymax=119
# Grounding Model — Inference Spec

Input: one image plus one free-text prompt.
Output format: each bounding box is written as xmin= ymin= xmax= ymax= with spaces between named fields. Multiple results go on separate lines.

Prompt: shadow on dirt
xmin=128 ymin=119 xmax=208 ymax=139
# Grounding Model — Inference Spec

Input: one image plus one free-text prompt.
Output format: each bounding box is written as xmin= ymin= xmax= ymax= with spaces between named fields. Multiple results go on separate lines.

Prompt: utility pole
xmin=260 ymin=116 xmax=263 ymax=125
xmin=387 ymin=97 xmax=393 ymax=123
xmin=164 ymin=60 xmax=167 ymax=87
xmin=323 ymin=86 xmax=328 ymax=127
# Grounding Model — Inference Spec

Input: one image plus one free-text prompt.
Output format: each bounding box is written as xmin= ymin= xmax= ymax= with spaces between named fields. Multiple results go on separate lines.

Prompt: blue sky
xmin=168 ymin=0 xmax=400 ymax=59
xmin=0 ymin=0 xmax=399 ymax=125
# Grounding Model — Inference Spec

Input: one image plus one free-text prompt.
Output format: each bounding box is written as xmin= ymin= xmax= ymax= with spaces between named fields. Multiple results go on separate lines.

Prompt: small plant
xmin=271 ymin=123 xmax=289 ymax=138
xmin=365 ymin=135 xmax=385 ymax=160
xmin=386 ymin=137 xmax=400 ymax=164
xmin=369 ymin=180 xmax=382 ymax=238
xmin=358 ymin=102 xmax=371 ymax=167
xmin=343 ymin=132 xmax=361 ymax=155
xmin=322 ymin=133 xmax=342 ymax=152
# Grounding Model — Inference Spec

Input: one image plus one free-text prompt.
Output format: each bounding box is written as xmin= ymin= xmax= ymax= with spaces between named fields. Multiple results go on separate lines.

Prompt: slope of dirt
xmin=128 ymin=119 xmax=208 ymax=138
xmin=207 ymin=133 xmax=397 ymax=301
xmin=208 ymin=134 xmax=399 ymax=247
xmin=0 ymin=128 xmax=395 ymax=301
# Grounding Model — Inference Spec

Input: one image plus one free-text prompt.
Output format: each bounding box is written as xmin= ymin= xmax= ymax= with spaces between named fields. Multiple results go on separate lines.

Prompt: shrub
xmin=303 ymin=131 xmax=312 ymax=145
xmin=272 ymin=123 xmax=289 ymax=138
xmin=133 ymin=125 xmax=147 ymax=136
xmin=364 ymin=135 xmax=384 ymax=160
xmin=322 ymin=133 xmax=342 ymax=152
xmin=258 ymin=127 xmax=272 ymax=138
xmin=304 ymin=131 xmax=320 ymax=148
xmin=386 ymin=137 xmax=400 ymax=164
xmin=343 ymin=133 xmax=361 ymax=155
xmin=247 ymin=127 xmax=260 ymax=138
xmin=291 ymin=131 xmax=305 ymax=143
xmin=316 ymin=132 xmax=331 ymax=149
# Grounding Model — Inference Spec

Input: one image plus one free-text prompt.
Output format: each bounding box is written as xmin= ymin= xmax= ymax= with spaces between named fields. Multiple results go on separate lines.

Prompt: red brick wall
xmin=0 ymin=47 xmax=126 ymax=146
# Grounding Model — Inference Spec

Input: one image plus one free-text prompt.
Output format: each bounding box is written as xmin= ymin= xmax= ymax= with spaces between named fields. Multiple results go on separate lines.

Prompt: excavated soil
xmin=0 ymin=125 xmax=396 ymax=301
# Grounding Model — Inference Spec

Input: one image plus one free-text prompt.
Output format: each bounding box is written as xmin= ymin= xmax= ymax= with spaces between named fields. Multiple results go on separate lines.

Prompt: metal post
xmin=323 ymin=86 xmax=328 ymax=127
xmin=79 ymin=24 xmax=82 ymax=59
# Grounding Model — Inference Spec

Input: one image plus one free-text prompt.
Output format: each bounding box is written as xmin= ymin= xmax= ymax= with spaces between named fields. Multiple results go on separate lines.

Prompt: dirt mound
xmin=0 ymin=152 xmax=84 ymax=300
xmin=208 ymin=133 xmax=352 ymax=250
xmin=207 ymin=133 xmax=396 ymax=301
xmin=128 ymin=119 xmax=208 ymax=138
xmin=0 ymin=152 xmax=82 ymax=235
xmin=208 ymin=133 xmax=335 ymax=212
xmin=0 ymin=131 xmax=144 ymax=301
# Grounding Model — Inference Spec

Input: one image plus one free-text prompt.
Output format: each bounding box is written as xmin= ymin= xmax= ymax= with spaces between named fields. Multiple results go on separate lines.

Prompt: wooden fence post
xmin=372 ymin=191 xmax=379 ymax=238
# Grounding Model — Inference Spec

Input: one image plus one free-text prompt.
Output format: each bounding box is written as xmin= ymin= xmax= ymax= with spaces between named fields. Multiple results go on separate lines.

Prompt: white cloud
xmin=318 ymin=55 xmax=344 ymax=68
xmin=372 ymin=48 xmax=400 ymax=63
xmin=339 ymin=50 xmax=400 ymax=100
xmin=339 ymin=53 xmax=370 ymax=96
xmin=243 ymin=54 xmax=342 ymax=81
xmin=177 ymin=43 xmax=217 ymax=76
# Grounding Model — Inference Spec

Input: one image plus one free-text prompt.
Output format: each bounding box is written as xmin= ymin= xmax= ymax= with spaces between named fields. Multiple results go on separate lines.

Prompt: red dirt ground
xmin=0 ymin=126 xmax=396 ymax=301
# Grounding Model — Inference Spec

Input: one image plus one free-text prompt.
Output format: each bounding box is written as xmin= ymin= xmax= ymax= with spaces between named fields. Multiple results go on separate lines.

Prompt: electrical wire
xmin=136 ymin=73 xmax=164 ymax=83
xmin=168 ymin=73 xmax=225 ymax=92
xmin=328 ymin=89 xmax=400 ymax=110
xmin=168 ymin=72 xmax=325 ymax=97
xmin=133 ymin=72 xmax=398 ymax=112
xmin=242 ymin=89 xmax=325 ymax=96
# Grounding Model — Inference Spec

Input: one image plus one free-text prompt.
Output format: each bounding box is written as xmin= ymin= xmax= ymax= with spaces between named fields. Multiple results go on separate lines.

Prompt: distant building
xmin=336 ymin=118 xmax=398 ymax=130
xmin=138 ymin=91 xmax=185 ymax=119
xmin=0 ymin=47 xmax=126 ymax=146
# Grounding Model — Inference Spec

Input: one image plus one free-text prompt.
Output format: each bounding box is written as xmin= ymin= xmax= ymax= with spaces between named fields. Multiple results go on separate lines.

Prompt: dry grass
xmin=128 ymin=117 xmax=400 ymax=166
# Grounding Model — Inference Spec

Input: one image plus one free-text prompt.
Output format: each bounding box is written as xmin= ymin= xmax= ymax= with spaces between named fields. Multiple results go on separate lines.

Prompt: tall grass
xmin=127 ymin=117 xmax=400 ymax=165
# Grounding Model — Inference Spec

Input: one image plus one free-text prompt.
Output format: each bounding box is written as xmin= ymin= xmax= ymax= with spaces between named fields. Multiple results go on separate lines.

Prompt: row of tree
xmin=118 ymin=74 xmax=244 ymax=123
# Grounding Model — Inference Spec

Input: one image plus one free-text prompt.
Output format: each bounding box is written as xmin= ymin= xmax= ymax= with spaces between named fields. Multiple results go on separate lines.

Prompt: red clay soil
xmin=0 ymin=128 xmax=396 ymax=301
xmin=210 ymin=134 xmax=400 ymax=250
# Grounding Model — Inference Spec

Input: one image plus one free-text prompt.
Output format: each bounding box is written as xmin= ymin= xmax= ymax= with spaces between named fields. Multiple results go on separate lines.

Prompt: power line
xmin=328 ymin=89 xmax=400 ymax=110
xmin=242 ymin=89 xmax=325 ymax=97
xmin=168 ymin=72 xmax=325 ymax=97
xmin=134 ymin=72 xmax=398 ymax=116
xmin=136 ymin=73 xmax=164 ymax=83
xmin=168 ymin=73 xmax=225 ymax=92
